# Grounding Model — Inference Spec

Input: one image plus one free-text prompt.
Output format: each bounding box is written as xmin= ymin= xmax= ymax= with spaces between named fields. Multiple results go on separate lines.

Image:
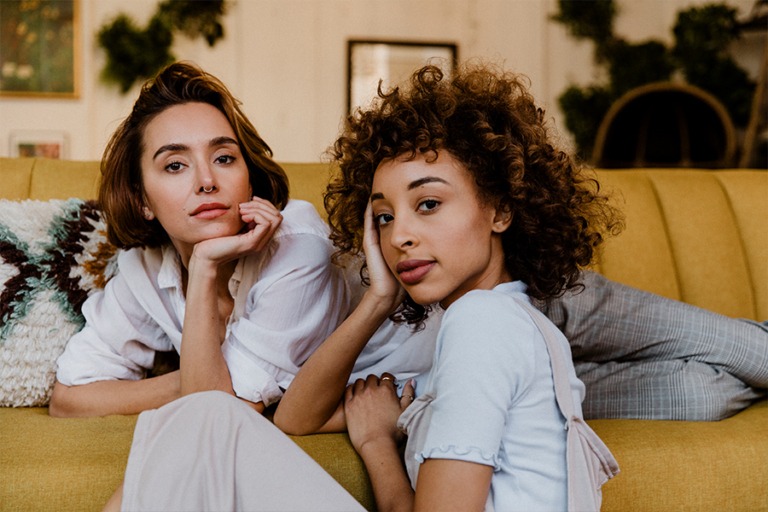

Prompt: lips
xmin=396 ymin=259 xmax=435 ymax=285
xmin=190 ymin=202 xmax=228 ymax=218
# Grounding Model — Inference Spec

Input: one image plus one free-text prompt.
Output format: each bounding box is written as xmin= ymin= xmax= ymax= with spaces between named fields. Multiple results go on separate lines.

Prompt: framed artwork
xmin=9 ymin=130 xmax=68 ymax=159
xmin=347 ymin=39 xmax=458 ymax=113
xmin=0 ymin=0 xmax=79 ymax=97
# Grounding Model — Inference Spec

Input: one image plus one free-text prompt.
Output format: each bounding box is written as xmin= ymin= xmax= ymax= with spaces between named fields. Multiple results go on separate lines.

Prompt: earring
xmin=142 ymin=206 xmax=155 ymax=221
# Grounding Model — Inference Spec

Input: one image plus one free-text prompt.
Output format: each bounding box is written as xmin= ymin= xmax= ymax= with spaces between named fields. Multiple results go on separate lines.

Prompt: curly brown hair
xmin=326 ymin=62 xmax=622 ymax=324
xmin=100 ymin=62 xmax=289 ymax=249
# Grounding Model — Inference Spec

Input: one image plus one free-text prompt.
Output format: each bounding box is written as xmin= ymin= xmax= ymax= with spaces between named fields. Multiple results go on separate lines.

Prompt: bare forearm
xmin=180 ymin=258 xmax=233 ymax=396
xmin=275 ymin=292 xmax=392 ymax=434
xmin=359 ymin=438 xmax=414 ymax=512
xmin=48 ymin=372 xmax=181 ymax=417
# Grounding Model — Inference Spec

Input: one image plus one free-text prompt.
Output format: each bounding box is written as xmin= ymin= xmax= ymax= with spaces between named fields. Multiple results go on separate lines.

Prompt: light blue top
xmin=398 ymin=281 xmax=585 ymax=511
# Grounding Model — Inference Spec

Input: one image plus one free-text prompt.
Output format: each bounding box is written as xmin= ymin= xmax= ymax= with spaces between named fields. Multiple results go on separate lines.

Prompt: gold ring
xmin=381 ymin=376 xmax=395 ymax=382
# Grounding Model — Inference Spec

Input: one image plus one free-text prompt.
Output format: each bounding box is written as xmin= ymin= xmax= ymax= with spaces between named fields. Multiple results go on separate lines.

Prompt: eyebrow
xmin=407 ymin=176 xmax=448 ymax=190
xmin=152 ymin=136 xmax=239 ymax=161
xmin=371 ymin=176 xmax=449 ymax=201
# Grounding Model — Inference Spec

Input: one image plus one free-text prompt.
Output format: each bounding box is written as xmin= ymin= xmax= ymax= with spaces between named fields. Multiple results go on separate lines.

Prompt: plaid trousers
xmin=538 ymin=271 xmax=768 ymax=420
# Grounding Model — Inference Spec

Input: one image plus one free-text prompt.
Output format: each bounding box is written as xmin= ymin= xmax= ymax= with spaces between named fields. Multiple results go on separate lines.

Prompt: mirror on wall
xmin=347 ymin=39 xmax=457 ymax=114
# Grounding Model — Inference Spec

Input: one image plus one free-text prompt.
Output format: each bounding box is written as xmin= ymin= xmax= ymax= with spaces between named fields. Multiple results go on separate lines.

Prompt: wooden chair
xmin=592 ymin=82 xmax=736 ymax=169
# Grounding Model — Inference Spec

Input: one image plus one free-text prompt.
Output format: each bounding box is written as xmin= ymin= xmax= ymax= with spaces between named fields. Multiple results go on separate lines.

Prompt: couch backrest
xmin=0 ymin=157 xmax=331 ymax=215
xmin=1 ymin=157 xmax=765 ymax=321
xmin=2 ymin=157 xmax=101 ymax=201
xmin=593 ymin=169 xmax=766 ymax=320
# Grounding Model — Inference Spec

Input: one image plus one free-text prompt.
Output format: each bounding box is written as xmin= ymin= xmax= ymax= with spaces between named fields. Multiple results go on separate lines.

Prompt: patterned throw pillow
xmin=0 ymin=199 xmax=117 ymax=406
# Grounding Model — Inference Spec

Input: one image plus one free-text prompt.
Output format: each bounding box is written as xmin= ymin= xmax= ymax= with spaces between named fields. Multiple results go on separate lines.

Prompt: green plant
xmin=551 ymin=0 xmax=616 ymax=54
xmin=672 ymin=4 xmax=755 ymax=124
xmin=558 ymin=85 xmax=613 ymax=162
xmin=552 ymin=0 xmax=755 ymax=159
xmin=97 ymin=1 xmax=226 ymax=93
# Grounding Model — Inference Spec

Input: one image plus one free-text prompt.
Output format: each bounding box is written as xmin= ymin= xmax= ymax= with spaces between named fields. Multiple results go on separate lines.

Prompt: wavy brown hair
xmin=327 ymin=62 xmax=622 ymax=324
xmin=100 ymin=62 xmax=289 ymax=249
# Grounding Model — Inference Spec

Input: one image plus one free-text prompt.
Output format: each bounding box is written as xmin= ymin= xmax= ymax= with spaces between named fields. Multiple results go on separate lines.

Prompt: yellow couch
xmin=1 ymin=157 xmax=766 ymax=511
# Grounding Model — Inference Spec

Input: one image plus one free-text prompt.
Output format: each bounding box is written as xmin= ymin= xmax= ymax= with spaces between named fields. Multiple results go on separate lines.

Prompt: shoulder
xmin=260 ymin=200 xmax=333 ymax=268
xmin=274 ymin=200 xmax=329 ymax=240
xmin=444 ymin=282 xmax=532 ymax=329
xmin=438 ymin=283 xmax=537 ymax=355
xmin=240 ymin=201 xmax=335 ymax=279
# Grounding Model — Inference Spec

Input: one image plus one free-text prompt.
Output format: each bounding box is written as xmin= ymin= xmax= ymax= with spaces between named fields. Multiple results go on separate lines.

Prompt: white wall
xmin=0 ymin=0 xmax=760 ymax=162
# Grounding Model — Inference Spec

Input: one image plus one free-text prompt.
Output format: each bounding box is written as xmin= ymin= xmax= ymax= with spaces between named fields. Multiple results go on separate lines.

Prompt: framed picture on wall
xmin=347 ymin=40 xmax=458 ymax=113
xmin=0 ymin=0 xmax=79 ymax=97
xmin=9 ymin=130 xmax=68 ymax=159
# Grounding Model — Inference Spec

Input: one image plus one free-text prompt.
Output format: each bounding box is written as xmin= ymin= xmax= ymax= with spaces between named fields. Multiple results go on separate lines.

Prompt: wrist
xmin=357 ymin=436 xmax=400 ymax=460
xmin=187 ymin=251 xmax=220 ymax=278
xmin=359 ymin=289 xmax=401 ymax=317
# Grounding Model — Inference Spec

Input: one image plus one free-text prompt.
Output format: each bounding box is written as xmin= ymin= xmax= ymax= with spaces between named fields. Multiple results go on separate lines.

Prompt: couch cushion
xmin=594 ymin=170 xmax=681 ymax=300
xmin=1 ymin=401 xmax=765 ymax=512
xmin=0 ymin=199 xmax=116 ymax=406
xmin=28 ymin=159 xmax=101 ymax=201
xmin=591 ymin=398 xmax=768 ymax=512
xmin=0 ymin=407 xmax=375 ymax=512
xmin=648 ymin=170 xmax=754 ymax=318
xmin=0 ymin=157 xmax=34 ymax=200
xmin=595 ymin=169 xmax=767 ymax=320
xmin=715 ymin=171 xmax=768 ymax=319
xmin=0 ymin=408 xmax=136 ymax=511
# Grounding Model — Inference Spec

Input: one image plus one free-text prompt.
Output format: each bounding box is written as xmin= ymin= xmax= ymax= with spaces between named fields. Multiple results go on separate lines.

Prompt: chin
xmin=404 ymin=288 xmax=445 ymax=308
xmin=197 ymin=227 xmax=239 ymax=241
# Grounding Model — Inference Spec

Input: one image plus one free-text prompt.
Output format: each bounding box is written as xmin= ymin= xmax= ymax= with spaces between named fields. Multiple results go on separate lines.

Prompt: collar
xmin=157 ymin=245 xmax=183 ymax=291
xmin=156 ymin=244 xmax=245 ymax=299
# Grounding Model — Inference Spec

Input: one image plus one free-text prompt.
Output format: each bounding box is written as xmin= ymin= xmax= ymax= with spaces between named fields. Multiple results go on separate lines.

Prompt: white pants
xmin=122 ymin=391 xmax=365 ymax=511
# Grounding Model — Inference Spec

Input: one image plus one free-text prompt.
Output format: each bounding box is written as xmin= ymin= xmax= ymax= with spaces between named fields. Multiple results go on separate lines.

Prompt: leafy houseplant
xmin=552 ymin=0 xmax=755 ymax=159
xmin=97 ymin=1 xmax=226 ymax=93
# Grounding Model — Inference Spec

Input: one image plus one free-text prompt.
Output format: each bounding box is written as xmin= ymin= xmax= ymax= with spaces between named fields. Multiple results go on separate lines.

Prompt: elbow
xmin=272 ymin=409 xmax=314 ymax=436
xmin=274 ymin=399 xmax=345 ymax=435
xmin=48 ymin=400 xmax=71 ymax=418
xmin=272 ymin=410 xmax=297 ymax=434
xmin=48 ymin=394 xmax=72 ymax=418
xmin=48 ymin=381 xmax=82 ymax=418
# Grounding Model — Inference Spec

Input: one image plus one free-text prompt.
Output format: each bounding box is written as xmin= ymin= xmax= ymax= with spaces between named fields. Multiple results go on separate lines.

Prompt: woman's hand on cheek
xmin=362 ymin=201 xmax=404 ymax=310
xmin=192 ymin=197 xmax=282 ymax=265
xmin=237 ymin=196 xmax=283 ymax=251
xmin=344 ymin=373 xmax=410 ymax=454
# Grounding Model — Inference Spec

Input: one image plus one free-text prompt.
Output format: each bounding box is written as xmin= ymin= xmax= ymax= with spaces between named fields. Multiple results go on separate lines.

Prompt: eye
xmin=164 ymin=161 xmax=185 ymax=173
xmin=375 ymin=212 xmax=394 ymax=226
xmin=417 ymin=199 xmax=440 ymax=212
xmin=214 ymin=154 xmax=236 ymax=165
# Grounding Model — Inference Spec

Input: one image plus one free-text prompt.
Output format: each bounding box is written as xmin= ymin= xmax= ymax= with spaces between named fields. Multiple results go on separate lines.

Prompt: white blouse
xmin=56 ymin=200 xmax=349 ymax=406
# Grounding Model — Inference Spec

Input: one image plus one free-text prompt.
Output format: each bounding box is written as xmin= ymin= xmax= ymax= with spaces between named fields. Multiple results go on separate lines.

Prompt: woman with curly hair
xmin=303 ymin=62 xmax=619 ymax=511
xmin=276 ymin=62 xmax=765 ymax=442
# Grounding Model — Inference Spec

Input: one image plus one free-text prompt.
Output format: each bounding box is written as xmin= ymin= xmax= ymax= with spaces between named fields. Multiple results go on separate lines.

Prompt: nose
xmin=388 ymin=218 xmax=416 ymax=250
xmin=196 ymin=163 xmax=217 ymax=194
